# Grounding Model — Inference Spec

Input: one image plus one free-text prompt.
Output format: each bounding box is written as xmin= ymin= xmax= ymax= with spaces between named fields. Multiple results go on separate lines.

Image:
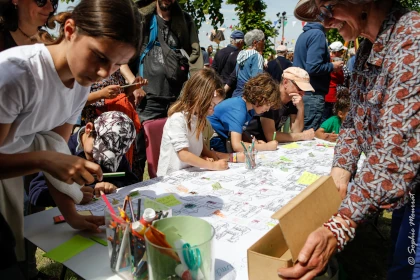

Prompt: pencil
xmin=120 ymin=82 xmax=144 ymax=89
xmin=272 ymin=131 xmax=277 ymax=141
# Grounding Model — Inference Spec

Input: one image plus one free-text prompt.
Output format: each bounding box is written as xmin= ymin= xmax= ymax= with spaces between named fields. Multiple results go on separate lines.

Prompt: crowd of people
xmin=0 ymin=0 xmax=419 ymax=279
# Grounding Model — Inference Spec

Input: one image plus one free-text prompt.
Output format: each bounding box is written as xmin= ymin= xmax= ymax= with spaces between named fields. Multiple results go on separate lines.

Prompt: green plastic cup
xmin=145 ymin=216 xmax=215 ymax=280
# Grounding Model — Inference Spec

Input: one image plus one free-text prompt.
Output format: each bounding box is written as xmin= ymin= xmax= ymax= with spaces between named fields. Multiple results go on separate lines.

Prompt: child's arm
xmin=201 ymin=145 xmax=245 ymax=162
xmin=85 ymin=85 xmax=120 ymax=106
xmin=48 ymin=181 xmax=104 ymax=232
xmin=260 ymin=117 xmax=314 ymax=142
xmin=178 ymin=148 xmax=228 ymax=171
xmin=230 ymin=131 xmax=278 ymax=152
xmin=315 ymin=128 xmax=338 ymax=142
xmin=120 ymin=64 xmax=136 ymax=84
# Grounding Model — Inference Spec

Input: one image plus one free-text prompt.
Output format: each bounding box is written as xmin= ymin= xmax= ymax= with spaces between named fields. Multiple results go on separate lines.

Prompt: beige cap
xmin=283 ymin=67 xmax=315 ymax=92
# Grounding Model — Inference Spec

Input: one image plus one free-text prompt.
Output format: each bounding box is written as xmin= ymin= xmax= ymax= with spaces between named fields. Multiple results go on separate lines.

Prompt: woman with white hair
xmin=231 ymin=29 xmax=265 ymax=98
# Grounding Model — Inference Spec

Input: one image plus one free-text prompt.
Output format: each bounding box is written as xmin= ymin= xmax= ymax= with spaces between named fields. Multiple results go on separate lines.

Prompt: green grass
xmin=35 ymin=165 xmax=392 ymax=279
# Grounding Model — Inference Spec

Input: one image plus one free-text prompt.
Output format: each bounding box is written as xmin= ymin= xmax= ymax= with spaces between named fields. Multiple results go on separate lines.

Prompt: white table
xmin=25 ymin=140 xmax=337 ymax=280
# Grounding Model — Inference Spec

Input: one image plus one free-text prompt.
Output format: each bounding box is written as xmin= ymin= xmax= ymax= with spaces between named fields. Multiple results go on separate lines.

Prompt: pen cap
xmin=132 ymin=221 xmax=145 ymax=234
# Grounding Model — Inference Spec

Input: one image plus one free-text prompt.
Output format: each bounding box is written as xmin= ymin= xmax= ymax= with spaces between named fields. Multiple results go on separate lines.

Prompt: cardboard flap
xmin=271 ymin=176 xmax=341 ymax=262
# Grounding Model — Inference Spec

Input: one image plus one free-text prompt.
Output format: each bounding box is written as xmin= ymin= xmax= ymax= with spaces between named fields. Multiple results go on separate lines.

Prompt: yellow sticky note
xmin=297 ymin=171 xmax=320 ymax=185
xmin=155 ymin=194 xmax=182 ymax=207
xmin=282 ymin=142 xmax=299 ymax=149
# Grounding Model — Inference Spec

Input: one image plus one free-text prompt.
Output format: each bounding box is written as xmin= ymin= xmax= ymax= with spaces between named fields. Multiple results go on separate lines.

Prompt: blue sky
xmin=56 ymin=0 xmax=303 ymax=50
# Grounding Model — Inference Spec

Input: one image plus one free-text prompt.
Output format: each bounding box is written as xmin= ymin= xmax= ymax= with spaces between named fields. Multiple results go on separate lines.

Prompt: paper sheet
xmin=79 ymin=140 xmax=365 ymax=279
xmin=43 ymin=235 xmax=95 ymax=263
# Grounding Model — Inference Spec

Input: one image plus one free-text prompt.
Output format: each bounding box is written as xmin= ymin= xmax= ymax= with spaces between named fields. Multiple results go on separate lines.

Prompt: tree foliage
xmin=226 ymin=0 xmax=276 ymax=57
xmin=179 ymin=0 xmax=224 ymax=30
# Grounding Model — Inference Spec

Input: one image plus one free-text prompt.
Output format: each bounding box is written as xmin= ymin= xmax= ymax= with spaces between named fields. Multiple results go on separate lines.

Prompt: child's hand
xmin=125 ymin=76 xmax=148 ymax=98
xmin=65 ymin=213 xmax=105 ymax=233
xmin=257 ymin=140 xmax=266 ymax=144
xmin=100 ymin=85 xmax=120 ymax=99
xmin=212 ymin=159 xmax=229 ymax=171
xmin=325 ymin=132 xmax=338 ymax=142
xmin=94 ymin=182 xmax=117 ymax=197
xmin=265 ymin=140 xmax=278 ymax=151
xmin=80 ymin=186 xmax=94 ymax=204
xmin=203 ymin=156 xmax=214 ymax=162
xmin=302 ymin=128 xmax=315 ymax=140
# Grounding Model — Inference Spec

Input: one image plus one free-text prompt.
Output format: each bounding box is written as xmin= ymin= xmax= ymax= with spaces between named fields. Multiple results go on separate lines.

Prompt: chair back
xmin=143 ymin=118 xmax=167 ymax=178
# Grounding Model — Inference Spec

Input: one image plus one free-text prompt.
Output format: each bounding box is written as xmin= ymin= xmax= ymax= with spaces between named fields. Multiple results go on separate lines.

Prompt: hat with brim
xmin=294 ymin=0 xmax=319 ymax=22
xmin=283 ymin=67 xmax=315 ymax=92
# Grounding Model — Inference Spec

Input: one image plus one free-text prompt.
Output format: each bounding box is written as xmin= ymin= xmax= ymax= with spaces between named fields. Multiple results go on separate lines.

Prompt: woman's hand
xmin=94 ymin=182 xmax=117 ymax=197
xmin=211 ymin=159 xmax=229 ymax=171
xmin=277 ymin=227 xmax=337 ymax=279
xmin=330 ymin=167 xmax=351 ymax=199
xmin=100 ymin=85 xmax=120 ymax=99
xmin=41 ymin=151 xmax=102 ymax=185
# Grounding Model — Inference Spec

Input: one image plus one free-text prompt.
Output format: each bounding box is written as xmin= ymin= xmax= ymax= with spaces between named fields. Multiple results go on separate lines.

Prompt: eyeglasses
xmin=34 ymin=0 xmax=58 ymax=11
xmin=316 ymin=4 xmax=334 ymax=22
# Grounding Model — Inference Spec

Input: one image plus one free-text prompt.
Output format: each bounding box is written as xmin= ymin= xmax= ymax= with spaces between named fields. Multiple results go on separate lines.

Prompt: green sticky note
xmin=144 ymin=199 xmax=170 ymax=211
xmin=43 ymin=235 xmax=95 ymax=263
xmin=90 ymin=236 xmax=108 ymax=246
xmin=129 ymin=191 xmax=139 ymax=197
xmin=297 ymin=171 xmax=320 ymax=185
xmin=155 ymin=194 xmax=182 ymax=207
xmin=212 ymin=182 xmax=222 ymax=190
xmin=282 ymin=142 xmax=300 ymax=149
xmin=279 ymin=156 xmax=292 ymax=162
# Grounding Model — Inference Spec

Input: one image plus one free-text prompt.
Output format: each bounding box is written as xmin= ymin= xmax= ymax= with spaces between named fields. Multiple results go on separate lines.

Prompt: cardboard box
xmin=248 ymin=176 xmax=341 ymax=280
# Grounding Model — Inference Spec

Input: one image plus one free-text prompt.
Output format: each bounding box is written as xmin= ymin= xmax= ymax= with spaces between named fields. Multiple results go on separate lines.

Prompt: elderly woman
xmin=0 ymin=0 xmax=57 ymax=49
xmin=230 ymin=29 xmax=265 ymax=98
xmin=278 ymin=0 xmax=420 ymax=279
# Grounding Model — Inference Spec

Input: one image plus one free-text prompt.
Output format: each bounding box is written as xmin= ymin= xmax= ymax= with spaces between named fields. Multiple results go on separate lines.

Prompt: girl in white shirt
xmin=0 ymin=0 xmax=145 ymax=270
xmin=157 ymin=68 xmax=244 ymax=176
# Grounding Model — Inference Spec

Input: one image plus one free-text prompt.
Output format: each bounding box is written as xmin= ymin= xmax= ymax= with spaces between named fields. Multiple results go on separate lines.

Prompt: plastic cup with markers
xmin=104 ymin=195 xmax=172 ymax=280
xmin=144 ymin=216 xmax=215 ymax=280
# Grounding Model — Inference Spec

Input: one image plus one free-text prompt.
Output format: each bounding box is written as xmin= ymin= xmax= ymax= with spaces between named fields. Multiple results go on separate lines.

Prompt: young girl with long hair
xmin=157 ymin=68 xmax=244 ymax=176
xmin=0 ymin=0 xmax=143 ymax=276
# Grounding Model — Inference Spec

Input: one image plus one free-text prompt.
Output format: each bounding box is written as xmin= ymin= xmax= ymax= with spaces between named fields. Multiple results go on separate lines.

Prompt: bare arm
xmin=178 ymin=148 xmax=227 ymax=171
xmin=120 ymin=64 xmax=136 ymax=84
xmin=230 ymin=131 xmax=277 ymax=152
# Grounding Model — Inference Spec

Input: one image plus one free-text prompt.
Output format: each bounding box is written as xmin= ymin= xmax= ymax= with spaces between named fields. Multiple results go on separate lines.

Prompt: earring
xmin=361 ymin=11 xmax=367 ymax=20
xmin=14 ymin=4 xmax=17 ymax=9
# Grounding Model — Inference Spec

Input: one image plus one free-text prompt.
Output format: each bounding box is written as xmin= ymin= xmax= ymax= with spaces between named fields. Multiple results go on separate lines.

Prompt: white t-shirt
xmin=0 ymin=44 xmax=89 ymax=154
xmin=157 ymin=112 xmax=203 ymax=176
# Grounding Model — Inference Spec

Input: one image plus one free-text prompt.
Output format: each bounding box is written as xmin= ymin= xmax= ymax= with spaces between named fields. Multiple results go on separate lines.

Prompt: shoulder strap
xmin=275 ymin=57 xmax=284 ymax=71
xmin=139 ymin=15 xmax=159 ymax=77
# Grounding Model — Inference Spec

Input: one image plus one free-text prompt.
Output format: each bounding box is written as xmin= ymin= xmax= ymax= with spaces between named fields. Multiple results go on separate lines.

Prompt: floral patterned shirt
xmin=334 ymin=6 xmax=420 ymax=223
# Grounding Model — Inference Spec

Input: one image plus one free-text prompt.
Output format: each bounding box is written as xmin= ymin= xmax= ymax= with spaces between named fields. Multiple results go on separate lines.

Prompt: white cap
xmin=276 ymin=45 xmax=288 ymax=52
xmin=142 ymin=208 xmax=156 ymax=222
xmin=131 ymin=221 xmax=145 ymax=233
xmin=329 ymin=41 xmax=347 ymax=52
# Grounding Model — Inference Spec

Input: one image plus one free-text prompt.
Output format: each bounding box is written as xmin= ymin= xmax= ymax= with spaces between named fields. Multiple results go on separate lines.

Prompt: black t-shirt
xmin=244 ymin=101 xmax=298 ymax=141
xmin=138 ymin=14 xmax=181 ymax=121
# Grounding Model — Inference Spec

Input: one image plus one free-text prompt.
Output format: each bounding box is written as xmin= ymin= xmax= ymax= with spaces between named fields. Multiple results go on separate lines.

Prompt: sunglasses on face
xmin=316 ymin=4 xmax=334 ymax=22
xmin=34 ymin=0 xmax=58 ymax=11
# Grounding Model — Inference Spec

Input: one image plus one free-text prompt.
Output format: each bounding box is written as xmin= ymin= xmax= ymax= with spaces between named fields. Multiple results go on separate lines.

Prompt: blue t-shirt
xmin=208 ymin=97 xmax=255 ymax=139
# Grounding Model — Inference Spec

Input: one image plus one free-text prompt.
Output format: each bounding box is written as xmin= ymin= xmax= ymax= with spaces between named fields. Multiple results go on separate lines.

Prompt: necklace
xmin=18 ymin=26 xmax=33 ymax=39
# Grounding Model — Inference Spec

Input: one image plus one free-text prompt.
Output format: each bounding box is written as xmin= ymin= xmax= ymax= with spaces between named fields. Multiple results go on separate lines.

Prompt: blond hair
xmin=168 ymin=68 xmax=224 ymax=139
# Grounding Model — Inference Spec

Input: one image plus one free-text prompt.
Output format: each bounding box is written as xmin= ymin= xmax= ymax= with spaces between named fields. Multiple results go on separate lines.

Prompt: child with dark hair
xmin=315 ymin=87 xmax=351 ymax=142
xmin=29 ymin=111 xmax=138 ymax=207
xmin=208 ymin=73 xmax=280 ymax=153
